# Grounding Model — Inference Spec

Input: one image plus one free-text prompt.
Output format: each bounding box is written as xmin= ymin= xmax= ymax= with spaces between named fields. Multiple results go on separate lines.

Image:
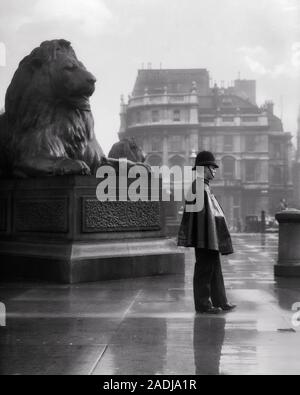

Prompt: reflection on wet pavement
xmin=0 ymin=234 xmax=300 ymax=375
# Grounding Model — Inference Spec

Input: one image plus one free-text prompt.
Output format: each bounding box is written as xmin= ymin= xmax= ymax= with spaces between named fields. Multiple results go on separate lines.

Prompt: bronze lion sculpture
xmin=109 ymin=138 xmax=146 ymax=163
xmin=0 ymin=39 xmax=107 ymax=178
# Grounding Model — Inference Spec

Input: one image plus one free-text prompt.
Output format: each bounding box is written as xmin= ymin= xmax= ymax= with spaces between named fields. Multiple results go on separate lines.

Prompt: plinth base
xmin=274 ymin=264 xmax=300 ymax=278
xmin=0 ymin=239 xmax=184 ymax=284
xmin=0 ymin=176 xmax=185 ymax=284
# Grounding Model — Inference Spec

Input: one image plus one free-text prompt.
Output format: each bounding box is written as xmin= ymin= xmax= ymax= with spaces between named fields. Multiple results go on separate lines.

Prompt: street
xmin=0 ymin=234 xmax=300 ymax=375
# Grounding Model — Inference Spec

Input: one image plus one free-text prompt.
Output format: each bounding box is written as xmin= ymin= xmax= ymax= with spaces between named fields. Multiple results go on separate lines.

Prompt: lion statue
xmin=0 ymin=112 xmax=11 ymax=178
xmin=109 ymin=137 xmax=146 ymax=163
xmin=0 ymin=39 xmax=108 ymax=178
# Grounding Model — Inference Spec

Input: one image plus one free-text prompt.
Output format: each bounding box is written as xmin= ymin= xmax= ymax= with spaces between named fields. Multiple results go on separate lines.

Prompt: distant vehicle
xmin=245 ymin=215 xmax=278 ymax=233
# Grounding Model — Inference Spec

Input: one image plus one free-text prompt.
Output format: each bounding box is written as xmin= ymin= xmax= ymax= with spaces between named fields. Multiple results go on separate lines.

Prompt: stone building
xmin=293 ymin=107 xmax=300 ymax=208
xmin=120 ymin=68 xmax=294 ymax=229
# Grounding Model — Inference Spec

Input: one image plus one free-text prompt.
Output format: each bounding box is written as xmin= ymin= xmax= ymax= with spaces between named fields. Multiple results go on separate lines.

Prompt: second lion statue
xmin=0 ymin=39 xmax=110 ymax=177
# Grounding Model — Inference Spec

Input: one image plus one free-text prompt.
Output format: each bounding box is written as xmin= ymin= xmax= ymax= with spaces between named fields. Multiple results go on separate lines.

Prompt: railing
xmin=128 ymin=93 xmax=197 ymax=108
xmin=127 ymin=119 xmax=190 ymax=128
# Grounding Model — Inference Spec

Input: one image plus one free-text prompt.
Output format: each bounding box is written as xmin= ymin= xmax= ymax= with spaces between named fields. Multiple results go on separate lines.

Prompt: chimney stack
xmin=264 ymin=100 xmax=274 ymax=115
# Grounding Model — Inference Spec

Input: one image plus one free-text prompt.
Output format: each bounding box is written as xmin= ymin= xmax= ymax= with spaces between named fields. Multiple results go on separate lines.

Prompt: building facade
xmin=120 ymin=69 xmax=294 ymax=229
xmin=293 ymin=107 xmax=300 ymax=208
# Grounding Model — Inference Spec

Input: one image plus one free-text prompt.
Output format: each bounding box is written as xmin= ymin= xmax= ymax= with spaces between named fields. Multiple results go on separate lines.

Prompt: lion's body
xmin=0 ymin=39 xmax=105 ymax=178
xmin=0 ymin=113 xmax=11 ymax=177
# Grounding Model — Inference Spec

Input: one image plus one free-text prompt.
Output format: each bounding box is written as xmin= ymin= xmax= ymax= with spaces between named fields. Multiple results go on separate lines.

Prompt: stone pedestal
xmin=0 ymin=176 xmax=185 ymax=283
xmin=275 ymin=210 xmax=300 ymax=277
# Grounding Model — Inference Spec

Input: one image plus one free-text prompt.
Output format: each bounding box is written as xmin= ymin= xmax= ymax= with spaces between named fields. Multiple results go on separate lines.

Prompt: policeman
xmin=178 ymin=151 xmax=236 ymax=314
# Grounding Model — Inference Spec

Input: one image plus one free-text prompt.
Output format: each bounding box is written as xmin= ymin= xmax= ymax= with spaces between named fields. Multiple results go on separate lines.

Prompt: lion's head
xmin=6 ymin=39 xmax=97 ymax=121
xmin=109 ymin=138 xmax=146 ymax=163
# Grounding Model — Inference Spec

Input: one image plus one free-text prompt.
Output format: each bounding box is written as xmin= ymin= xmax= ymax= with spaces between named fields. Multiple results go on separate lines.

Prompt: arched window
xmin=146 ymin=155 xmax=162 ymax=167
xmin=222 ymin=156 xmax=236 ymax=179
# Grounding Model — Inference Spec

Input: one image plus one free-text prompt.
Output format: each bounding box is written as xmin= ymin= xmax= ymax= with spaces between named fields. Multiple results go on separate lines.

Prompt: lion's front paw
xmin=55 ymin=159 xmax=91 ymax=176
xmin=77 ymin=161 xmax=91 ymax=175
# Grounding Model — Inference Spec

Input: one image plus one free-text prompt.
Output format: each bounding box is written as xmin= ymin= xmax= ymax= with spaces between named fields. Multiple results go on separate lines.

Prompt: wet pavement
xmin=0 ymin=234 xmax=300 ymax=375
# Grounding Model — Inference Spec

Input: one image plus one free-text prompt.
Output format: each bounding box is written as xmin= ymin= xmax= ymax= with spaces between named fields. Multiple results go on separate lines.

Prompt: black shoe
xmin=221 ymin=303 xmax=237 ymax=312
xmin=196 ymin=306 xmax=222 ymax=315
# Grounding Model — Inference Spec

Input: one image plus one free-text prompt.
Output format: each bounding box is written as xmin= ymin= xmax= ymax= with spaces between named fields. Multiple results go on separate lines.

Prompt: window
xmin=245 ymin=135 xmax=256 ymax=152
xmin=233 ymin=195 xmax=240 ymax=206
xmin=222 ymin=157 xmax=236 ymax=179
xmin=245 ymin=160 xmax=257 ymax=182
xmin=171 ymin=96 xmax=185 ymax=102
xmin=136 ymin=111 xmax=141 ymax=124
xmin=169 ymin=136 xmax=182 ymax=152
xmin=273 ymin=143 xmax=282 ymax=159
xmin=199 ymin=116 xmax=215 ymax=123
xmin=223 ymin=116 xmax=235 ymax=123
xmin=152 ymin=110 xmax=159 ymax=123
xmin=173 ymin=110 xmax=181 ymax=122
xmin=243 ymin=116 xmax=258 ymax=123
xmin=151 ymin=137 xmax=161 ymax=152
xmin=222 ymin=98 xmax=233 ymax=106
xmin=224 ymin=135 xmax=234 ymax=152
xmin=271 ymin=166 xmax=284 ymax=184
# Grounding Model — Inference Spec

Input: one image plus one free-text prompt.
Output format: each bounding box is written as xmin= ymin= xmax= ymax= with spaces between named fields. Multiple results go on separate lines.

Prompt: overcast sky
xmin=0 ymin=0 xmax=299 ymax=153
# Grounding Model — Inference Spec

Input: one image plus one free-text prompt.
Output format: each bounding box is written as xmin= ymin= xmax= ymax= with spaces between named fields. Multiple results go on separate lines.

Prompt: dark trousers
xmin=194 ymin=249 xmax=228 ymax=311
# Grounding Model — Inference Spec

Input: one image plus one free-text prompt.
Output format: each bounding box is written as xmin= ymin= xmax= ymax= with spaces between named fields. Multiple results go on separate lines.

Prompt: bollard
xmin=275 ymin=209 xmax=300 ymax=277
xmin=0 ymin=302 xmax=5 ymax=327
